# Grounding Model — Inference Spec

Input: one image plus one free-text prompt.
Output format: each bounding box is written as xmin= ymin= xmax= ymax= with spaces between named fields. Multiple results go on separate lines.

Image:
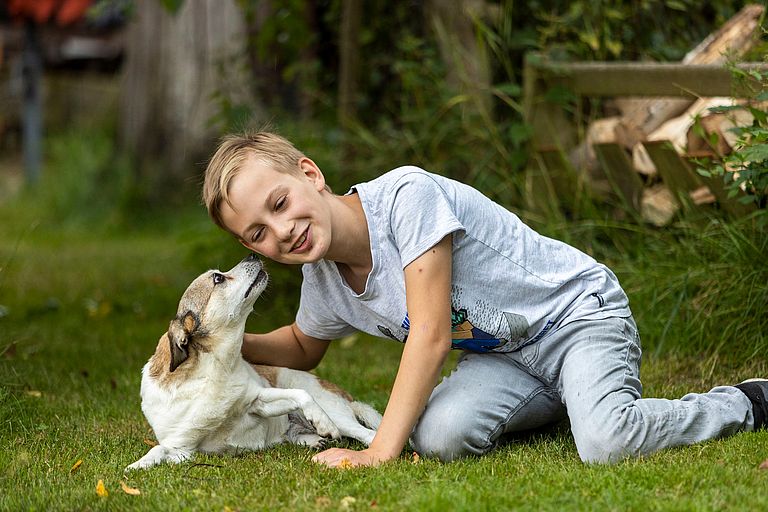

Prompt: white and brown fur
xmin=126 ymin=254 xmax=381 ymax=471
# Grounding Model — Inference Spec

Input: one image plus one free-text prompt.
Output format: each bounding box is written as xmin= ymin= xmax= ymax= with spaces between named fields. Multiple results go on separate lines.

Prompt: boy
xmin=202 ymin=131 xmax=767 ymax=468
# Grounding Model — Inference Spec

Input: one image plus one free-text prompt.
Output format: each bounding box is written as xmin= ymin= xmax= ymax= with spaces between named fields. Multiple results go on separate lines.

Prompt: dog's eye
xmin=212 ymin=273 xmax=226 ymax=285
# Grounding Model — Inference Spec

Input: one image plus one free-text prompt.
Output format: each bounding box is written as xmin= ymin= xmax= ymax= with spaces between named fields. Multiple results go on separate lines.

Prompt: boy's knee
xmin=574 ymin=431 xmax=632 ymax=464
xmin=411 ymin=404 xmax=492 ymax=462
xmin=572 ymin=411 xmax=645 ymax=464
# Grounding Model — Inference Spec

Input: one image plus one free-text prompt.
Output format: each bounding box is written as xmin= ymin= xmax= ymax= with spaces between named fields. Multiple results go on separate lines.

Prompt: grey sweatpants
xmin=411 ymin=315 xmax=754 ymax=463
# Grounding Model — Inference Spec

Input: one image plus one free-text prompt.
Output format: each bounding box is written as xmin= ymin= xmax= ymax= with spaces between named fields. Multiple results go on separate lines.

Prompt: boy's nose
xmin=275 ymin=221 xmax=294 ymax=242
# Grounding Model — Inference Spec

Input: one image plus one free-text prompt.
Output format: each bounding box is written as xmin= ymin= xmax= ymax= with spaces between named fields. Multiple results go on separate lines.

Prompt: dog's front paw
xmin=294 ymin=433 xmax=329 ymax=450
xmin=125 ymin=444 xmax=191 ymax=471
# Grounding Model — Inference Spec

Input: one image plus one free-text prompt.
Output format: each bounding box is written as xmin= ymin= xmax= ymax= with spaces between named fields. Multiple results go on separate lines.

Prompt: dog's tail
xmin=351 ymin=401 xmax=382 ymax=429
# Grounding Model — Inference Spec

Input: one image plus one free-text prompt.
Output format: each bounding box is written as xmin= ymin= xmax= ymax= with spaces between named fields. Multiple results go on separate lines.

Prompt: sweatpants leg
xmin=411 ymin=351 xmax=565 ymax=462
xmin=549 ymin=316 xmax=754 ymax=463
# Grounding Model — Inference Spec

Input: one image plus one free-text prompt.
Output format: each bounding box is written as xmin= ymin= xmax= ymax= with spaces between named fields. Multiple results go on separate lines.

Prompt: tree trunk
xmin=337 ymin=0 xmax=361 ymax=128
xmin=119 ymin=0 xmax=254 ymax=193
xmin=426 ymin=0 xmax=492 ymax=120
xmin=336 ymin=0 xmax=362 ymax=176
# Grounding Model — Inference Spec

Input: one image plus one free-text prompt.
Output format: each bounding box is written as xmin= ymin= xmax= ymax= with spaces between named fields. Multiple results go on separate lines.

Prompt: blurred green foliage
xmin=696 ymin=66 xmax=768 ymax=225
xmin=3 ymin=0 xmax=765 ymax=358
xmin=221 ymin=0 xmax=759 ymax=211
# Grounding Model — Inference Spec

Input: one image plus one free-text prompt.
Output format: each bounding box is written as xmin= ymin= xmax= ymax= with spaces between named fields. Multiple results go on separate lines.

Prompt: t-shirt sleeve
xmin=389 ymin=171 xmax=465 ymax=268
xmin=295 ymin=266 xmax=357 ymax=340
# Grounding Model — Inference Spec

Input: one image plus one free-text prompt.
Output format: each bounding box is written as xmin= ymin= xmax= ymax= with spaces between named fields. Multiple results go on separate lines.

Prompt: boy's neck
xmin=327 ymin=192 xmax=372 ymax=277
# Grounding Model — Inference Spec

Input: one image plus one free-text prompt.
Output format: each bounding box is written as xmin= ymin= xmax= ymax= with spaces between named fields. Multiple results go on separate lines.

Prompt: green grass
xmin=1 ymin=178 xmax=768 ymax=510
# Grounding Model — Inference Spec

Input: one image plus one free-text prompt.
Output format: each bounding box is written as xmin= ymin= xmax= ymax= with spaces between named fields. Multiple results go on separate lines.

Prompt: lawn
xmin=1 ymin=199 xmax=767 ymax=511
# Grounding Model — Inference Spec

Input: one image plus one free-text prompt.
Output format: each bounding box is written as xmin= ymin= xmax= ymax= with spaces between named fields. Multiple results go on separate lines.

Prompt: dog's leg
xmin=332 ymin=420 xmax=377 ymax=446
xmin=284 ymin=412 xmax=328 ymax=449
xmin=249 ymin=388 xmax=341 ymax=439
xmin=125 ymin=444 xmax=192 ymax=471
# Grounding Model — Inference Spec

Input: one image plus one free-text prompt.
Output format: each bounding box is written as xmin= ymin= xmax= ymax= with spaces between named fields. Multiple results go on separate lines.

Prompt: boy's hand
xmin=311 ymin=447 xmax=390 ymax=468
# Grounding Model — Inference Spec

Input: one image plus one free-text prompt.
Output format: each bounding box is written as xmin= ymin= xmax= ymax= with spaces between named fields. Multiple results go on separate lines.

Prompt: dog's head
xmin=167 ymin=253 xmax=268 ymax=372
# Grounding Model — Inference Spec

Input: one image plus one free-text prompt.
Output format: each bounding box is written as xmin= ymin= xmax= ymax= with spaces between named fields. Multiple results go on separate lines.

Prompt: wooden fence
xmin=521 ymin=52 xmax=768 ymax=220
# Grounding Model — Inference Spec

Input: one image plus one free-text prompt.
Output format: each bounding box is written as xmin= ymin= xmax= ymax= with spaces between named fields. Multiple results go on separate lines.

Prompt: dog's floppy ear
xmin=167 ymin=311 xmax=200 ymax=372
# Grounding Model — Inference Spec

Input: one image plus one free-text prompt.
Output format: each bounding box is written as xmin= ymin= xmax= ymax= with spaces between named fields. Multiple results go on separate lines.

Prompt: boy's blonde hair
xmin=202 ymin=132 xmax=307 ymax=231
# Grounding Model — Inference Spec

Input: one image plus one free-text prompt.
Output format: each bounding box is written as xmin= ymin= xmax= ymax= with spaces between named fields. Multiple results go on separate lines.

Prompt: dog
xmin=126 ymin=253 xmax=381 ymax=470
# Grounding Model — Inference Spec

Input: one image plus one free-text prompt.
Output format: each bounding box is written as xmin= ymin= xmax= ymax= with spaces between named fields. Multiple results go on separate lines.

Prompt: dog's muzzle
xmin=244 ymin=270 xmax=268 ymax=299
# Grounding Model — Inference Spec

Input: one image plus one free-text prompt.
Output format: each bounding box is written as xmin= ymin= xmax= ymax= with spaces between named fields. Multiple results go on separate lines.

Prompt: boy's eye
xmin=275 ymin=196 xmax=286 ymax=210
xmin=252 ymin=228 xmax=264 ymax=242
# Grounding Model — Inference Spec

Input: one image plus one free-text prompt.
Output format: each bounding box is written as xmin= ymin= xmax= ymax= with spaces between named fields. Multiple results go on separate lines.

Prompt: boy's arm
xmin=242 ymin=323 xmax=330 ymax=371
xmin=312 ymin=235 xmax=453 ymax=467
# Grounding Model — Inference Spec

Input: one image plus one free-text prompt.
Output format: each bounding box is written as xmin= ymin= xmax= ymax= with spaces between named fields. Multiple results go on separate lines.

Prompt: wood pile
xmin=572 ymin=4 xmax=764 ymax=225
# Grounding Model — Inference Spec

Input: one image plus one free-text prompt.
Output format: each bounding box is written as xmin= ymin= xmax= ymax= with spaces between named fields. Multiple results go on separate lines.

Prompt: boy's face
xmin=219 ymin=156 xmax=332 ymax=265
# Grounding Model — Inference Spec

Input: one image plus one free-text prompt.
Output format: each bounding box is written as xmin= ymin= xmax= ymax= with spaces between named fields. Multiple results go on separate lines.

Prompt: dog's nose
xmin=244 ymin=253 xmax=260 ymax=263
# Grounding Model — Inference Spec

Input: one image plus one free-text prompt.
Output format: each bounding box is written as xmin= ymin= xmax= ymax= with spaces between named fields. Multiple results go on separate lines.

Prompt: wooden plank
xmin=643 ymin=140 xmax=702 ymax=209
xmin=523 ymin=54 xmax=576 ymax=152
xmin=592 ymin=143 xmax=644 ymax=214
xmin=529 ymin=61 xmax=768 ymax=98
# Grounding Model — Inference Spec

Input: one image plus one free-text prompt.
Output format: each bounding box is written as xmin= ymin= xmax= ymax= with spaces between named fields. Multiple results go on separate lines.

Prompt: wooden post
xmin=592 ymin=143 xmax=644 ymax=217
xmin=522 ymin=53 xmax=577 ymax=218
xmin=22 ymin=21 xmax=43 ymax=185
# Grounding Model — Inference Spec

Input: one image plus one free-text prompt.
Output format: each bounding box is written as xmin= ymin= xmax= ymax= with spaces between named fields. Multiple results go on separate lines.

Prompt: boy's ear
xmin=298 ymin=157 xmax=326 ymax=191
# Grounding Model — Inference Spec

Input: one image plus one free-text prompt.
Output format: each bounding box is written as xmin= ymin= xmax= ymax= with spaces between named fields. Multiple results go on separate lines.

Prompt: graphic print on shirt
xmin=376 ymin=306 xmax=532 ymax=353
xmin=450 ymin=307 xmax=530 ymax=352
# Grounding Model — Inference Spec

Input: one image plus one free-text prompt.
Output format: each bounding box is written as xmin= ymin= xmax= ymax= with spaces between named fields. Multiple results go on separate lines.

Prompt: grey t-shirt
xmin=295 ymin=167 xmax=631 ymax=352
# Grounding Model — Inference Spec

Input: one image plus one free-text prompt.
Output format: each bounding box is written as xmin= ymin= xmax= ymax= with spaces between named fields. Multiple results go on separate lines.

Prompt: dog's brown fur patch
xmin=148 ymin=333 xmax=171 ymax=380
xmin=251 ymin=365 xmax=278 ymax=387
xmin=148 ymin=333 xmax=200 ymax=387
xmin=318 ymin=379 xmax=354 ymax=402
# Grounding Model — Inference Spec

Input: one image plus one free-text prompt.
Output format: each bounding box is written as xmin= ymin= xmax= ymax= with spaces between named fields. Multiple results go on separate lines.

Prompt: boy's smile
xmin=290 ymin=227 xmax=310 ymax=253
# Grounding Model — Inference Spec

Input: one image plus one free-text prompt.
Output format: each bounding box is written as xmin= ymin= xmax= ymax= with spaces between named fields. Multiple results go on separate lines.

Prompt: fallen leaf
xmin=25 ymin=390 xmax=42 ymax=398
xmin=411 ymin=452 xmax=421 ymax=464
xmin=70 ymin=459 xmax=83 ymax=473
xmin=96 ymin=479 xmax=109 ymax=497
xmin=340 ymin=496 xmax=357 ymax=510
xmin=143 ymin=439 xmax=158 ymax=447
xmin=315 ymin=496 xmax=332 ymax=508
xmin=338 ymin=458 xmax=353 ymax=469
xmin=759 ymin=459 xmax=768 ymax=470
xmin=120 ymin=481 xmax=141 ymax=496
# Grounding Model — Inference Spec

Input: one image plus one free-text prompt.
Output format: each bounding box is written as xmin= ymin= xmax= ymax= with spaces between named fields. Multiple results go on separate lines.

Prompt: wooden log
xmin=686 ymin=105 xmax=754 ymax=155
xmin=568 ymin=116 xmax=621 ymax=187
xmin=631 ymin=97 xmax=734 ymax=176
xmin=641 ymin=184 xmax=679 ymax=226
xmin=615 ymin=4 xmax=764 ymax=149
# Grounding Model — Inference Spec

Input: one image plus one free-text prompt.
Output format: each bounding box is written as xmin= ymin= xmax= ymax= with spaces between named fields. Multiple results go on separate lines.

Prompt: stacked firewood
xmin=573 ymin=4 xmax=764 ymax=225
